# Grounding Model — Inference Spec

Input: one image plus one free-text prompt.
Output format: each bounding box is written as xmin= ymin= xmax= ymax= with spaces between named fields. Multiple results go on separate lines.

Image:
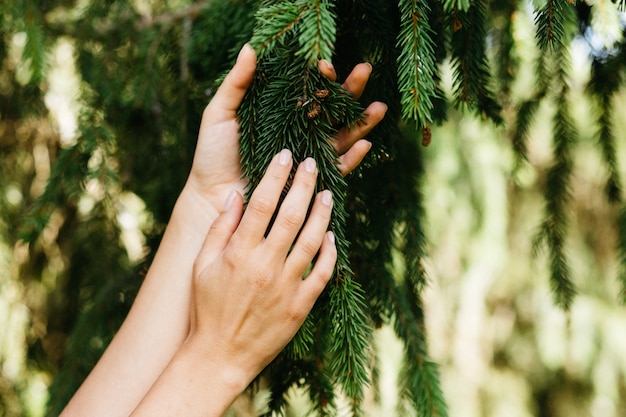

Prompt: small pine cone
xmin=307 ymin=102 xmax=322 ymax=119
xmin=422 ymin=125 xmax=432 ymax=147
xmin=314 ymin=89 xmax=330 ymax=99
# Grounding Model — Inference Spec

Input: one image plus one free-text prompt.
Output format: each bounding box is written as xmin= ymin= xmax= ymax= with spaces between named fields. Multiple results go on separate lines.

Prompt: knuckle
xmin=223 ymin=246 xmax=245 ymax=269
xmin=297 ymin=171 xmax=317 ymax=188
xmin=300 ymin=236 xmax=321 ymax=258
xmin=286 ymin=304 xmax=307 ymax=323
xmin=251 ymin=268 xmax=272 ymax=289
xmin=247 ymin=195 xmax=275 ymax=216
xmin=279 ymin=206 xmax=304 ymax=230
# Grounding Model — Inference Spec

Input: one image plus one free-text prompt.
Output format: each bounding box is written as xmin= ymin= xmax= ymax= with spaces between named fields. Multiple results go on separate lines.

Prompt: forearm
xmin=129 ymin=338 xmax=250 ymax=417
xmin=61 ymin=188 xmax=219 ymax=417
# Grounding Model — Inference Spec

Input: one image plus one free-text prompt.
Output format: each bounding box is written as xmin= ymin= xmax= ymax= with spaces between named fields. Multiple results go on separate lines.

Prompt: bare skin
xmin=60 ymin=44 xmax=386 ymax=417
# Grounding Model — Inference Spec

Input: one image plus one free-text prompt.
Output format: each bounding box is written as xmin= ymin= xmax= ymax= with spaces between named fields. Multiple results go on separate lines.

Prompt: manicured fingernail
xmin=223 ymin=190 xmax=238 ymax=211
xmin=278 ymin=149 xmax=292 ymax=166
xmin=303 ymin=157 xmax=316 ymax=173
xmin=321 ymin=190 xmax=333 ymax=206
xmin=237 ymin=43 xmax=253 ymax=62
xmin=327 ymin=231 xmax=335 ymax=244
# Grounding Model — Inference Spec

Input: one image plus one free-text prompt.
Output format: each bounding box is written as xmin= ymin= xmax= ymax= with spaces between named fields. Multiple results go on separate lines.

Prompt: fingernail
xmin=364 ymin=62 xmax=373 ymax=72
xmin=237 ymin=43 xmax=253 ymax=62
xmin=223 ymin=190 xmax=238 ymax=211
xmin=327 ymin=231 xmax=335 ymax=244
xmin=321 ymin=190 xmax=333 ymax=206
xmin=303 ymin=157 xmax=316 ymax=173
xmin=364 ymin=140 xmax=372 ymax=151
xmin=320 ymin=59 xmax=334 ymax=71
xmin=278 ymin=149 xmax=292 ymax=166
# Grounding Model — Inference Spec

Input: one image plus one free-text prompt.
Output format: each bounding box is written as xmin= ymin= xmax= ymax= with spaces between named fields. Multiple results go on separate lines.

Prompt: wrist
xmin=170 ymin=185 xmax=221 ymax=238
xmin=182 ymin=336 xmax=254 ymax=404
xmin=130 ymin=336 xmax=253 ymax=417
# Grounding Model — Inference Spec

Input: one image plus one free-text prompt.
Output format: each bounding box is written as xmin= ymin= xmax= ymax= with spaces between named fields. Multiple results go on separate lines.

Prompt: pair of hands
xmin=61 ymin=43 xmax=385 ymax=417
xmin=175 ymin=44 xmax=386 ymax=407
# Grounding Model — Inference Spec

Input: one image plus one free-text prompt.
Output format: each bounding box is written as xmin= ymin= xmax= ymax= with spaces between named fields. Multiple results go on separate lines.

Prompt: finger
xmin=194 ymin=190 xmax=244 ymax=271
xmin=203 ymin=43 xmax=257 ymax=122
xmin=291 ymin=232 xmax=336 ymax=314
xmin=337 ymin=140 xmax=372 ymax=176
xmin=265 ymin=157 xmax=319 ymax=255
xmin=233 ymin=149 xmax=293 ymax=246
xmin=284 ymin=190 xmax=333 ymax=277
xmin=342 ymin=63 xmax=372 ymax=100
xmin=335 ymin=101 xmax=387 ymax=155
xmin=318 ymin=60 xmax=337 ymax=82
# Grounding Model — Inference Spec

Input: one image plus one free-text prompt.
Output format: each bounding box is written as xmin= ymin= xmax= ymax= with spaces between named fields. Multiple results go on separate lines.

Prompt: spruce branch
xmin=595 ymin=100 xmax=622 ymax=203
xmin=393 ymin=140 xmax=446 ymax=417
xmin=511 ymin=93 xmax=544 ymax=164
xmin=237 ymin=37 xmax=372 ymax=412
xmin=297 ymin=0 xmax=337 ymax=64
xmin=534 ymin=0 xmax=575 ymax=52
xmin=249 ymin=0 xmax=307 ymax=57
xmin=390 ymin=276 xmax=447 ymax=417
xmin=328 ymin=277 xmax=373 ymax=406
xmin=396 ymin=0 xmax=437 ymax=127
xmin=442 ymin=0 xmax=470 ymax=12
xmin=589 ymin=54 xmax=624 ymax=203
xmin=531 ymin=2 xmax=579 ymax=309
xmin=449 ymin=0 xmax=503 ymax=123
xmin=533 ymin=91 xmax=577 ymax=309
xmin=493 ymin=0 xmax=518 ymax=99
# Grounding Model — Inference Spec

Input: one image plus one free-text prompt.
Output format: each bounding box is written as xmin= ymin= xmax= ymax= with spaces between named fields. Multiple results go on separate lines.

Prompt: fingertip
xmin=302 ymin=232 xmax=336 ymax=295
xmin=198 ymin=191 xmax=243 ymax=260
xmin=363 ymin=139 xmax=373 ymax=151
xmin=232 ymin=44 xmax=256 ymax=82
xmin=368 ymin=101 xmax=388 ymax=117
xmin=277 ymin=148 xmax=293 ymax=167
xmin=219 ymin=190 xmax=244 ymax=221
xmin=319 ymin=231 xmax=337 ymax=279
xmin=343 ymin=63 xmax=373 ymax=99
xmin=338 ymin=139 xmax=372 ymax=176
xmin=319 ymin=59 xmax=337 ymax=81
xmin=205 ymin=45 xmax=257 ymax=119
xmin=326 ymin=230 xmax=336 ymax=246
xmin=222 ymin=189 xmax=238 ymax=212
xmin=320 ymin=190 xmax=333 ymax=207
xmin=237 ymin=43 xmax=257 ymax=65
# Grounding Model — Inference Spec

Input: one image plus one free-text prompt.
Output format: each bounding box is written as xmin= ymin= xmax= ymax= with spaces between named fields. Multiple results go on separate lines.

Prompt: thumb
xmin=205 ymin=44 xmax=257 ymax=122
xmin=195 ymin=190 xmax=244 ymax=267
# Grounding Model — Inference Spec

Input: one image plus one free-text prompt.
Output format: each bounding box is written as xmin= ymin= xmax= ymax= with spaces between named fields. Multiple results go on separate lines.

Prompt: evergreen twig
xmin=396 ymin=0 xmax=437 ymax=127
xmin=449 ymin=0 xmax=503 ymax=123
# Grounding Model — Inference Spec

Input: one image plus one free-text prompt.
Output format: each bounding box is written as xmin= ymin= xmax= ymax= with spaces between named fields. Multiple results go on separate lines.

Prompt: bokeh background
xmin=2 ymin=1 xmax=626 ymax=416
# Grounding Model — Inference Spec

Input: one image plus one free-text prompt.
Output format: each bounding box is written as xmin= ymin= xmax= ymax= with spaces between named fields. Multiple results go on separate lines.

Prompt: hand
xmin=188 ymin=149 xmax=335 ymax=386
xmin=181 ymin=44 xmax=387 ymax=226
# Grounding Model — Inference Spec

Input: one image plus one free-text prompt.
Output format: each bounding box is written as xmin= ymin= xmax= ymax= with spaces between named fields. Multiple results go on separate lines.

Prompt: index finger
xmin=232 ymin=149 xmax=293 ymax=247
xmin=341 ymin=63 xmax=372 ymax=100
xmin=204 ymin=44 xmax=257 ymax=122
